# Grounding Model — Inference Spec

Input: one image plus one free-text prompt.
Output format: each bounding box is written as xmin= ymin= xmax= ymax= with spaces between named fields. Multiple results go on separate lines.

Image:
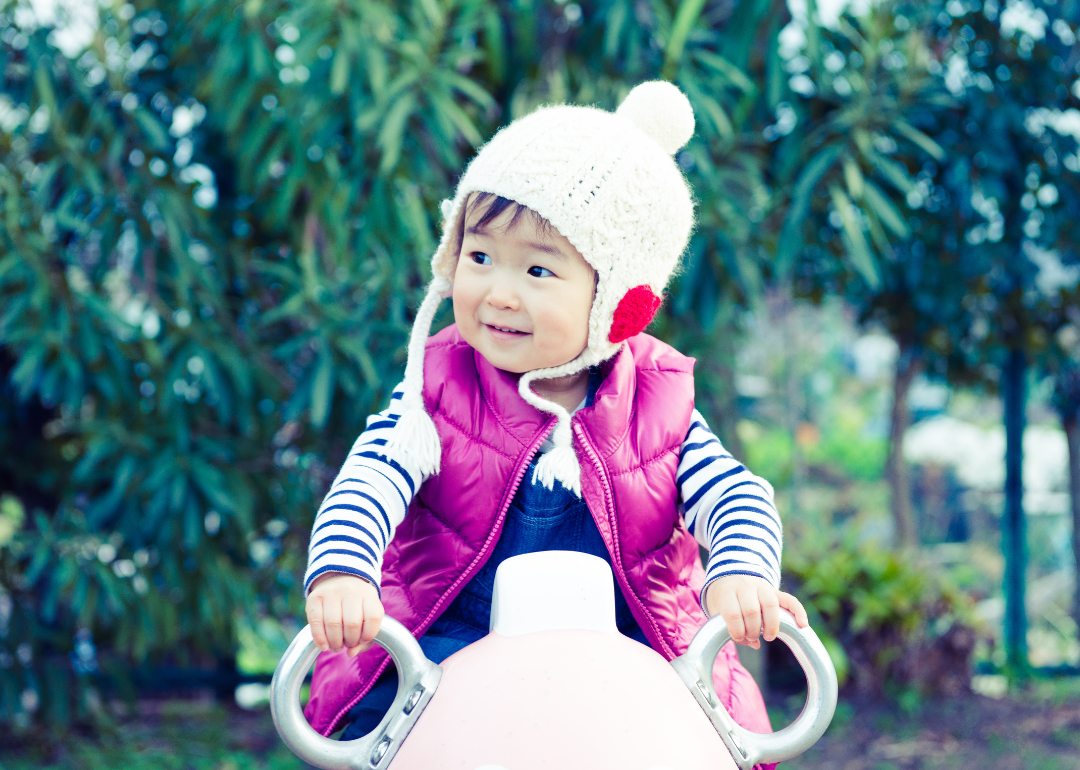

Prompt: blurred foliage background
xmin=1 ymin=0 xmax=1080 ymax=750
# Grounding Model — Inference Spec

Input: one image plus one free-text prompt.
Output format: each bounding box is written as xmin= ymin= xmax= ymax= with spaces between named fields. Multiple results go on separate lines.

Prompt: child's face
xmin=452 ymin=197 xmax=596 ymax=374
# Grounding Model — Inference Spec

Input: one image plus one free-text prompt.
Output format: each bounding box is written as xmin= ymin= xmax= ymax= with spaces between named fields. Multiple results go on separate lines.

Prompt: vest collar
xmin=472 ymin=342 xmax=552 ymax=450
xmin=574 ymin=345 xmax=635 ymax=460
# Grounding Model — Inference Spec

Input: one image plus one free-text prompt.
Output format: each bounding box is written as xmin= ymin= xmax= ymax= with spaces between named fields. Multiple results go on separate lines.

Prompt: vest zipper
xmin=572 ymin=422 xmax=676 ymax=660
xmin=325 ymin=418 xmax=557 ymax=736
xmin=410 ymin=416 xmax=557 ymax=637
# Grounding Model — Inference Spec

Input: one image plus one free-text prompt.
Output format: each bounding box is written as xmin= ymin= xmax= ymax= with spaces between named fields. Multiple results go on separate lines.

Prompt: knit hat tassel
xmin=533 ymin=418 xmax=582 ymax=496
xmin=519 ymin=372 xmax=583 ymax=496
xmin=383 ymin=277 xmax=451 ymax=477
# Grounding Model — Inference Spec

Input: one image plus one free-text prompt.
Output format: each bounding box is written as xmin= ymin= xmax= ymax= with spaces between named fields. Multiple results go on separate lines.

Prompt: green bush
xmin=803 ymin=408 xmax=887 ymax=482
xmin=0 ymin=0 xmax=793 ymax=731
xmin=737 ymin=420 xmax=795 ymax=486
xmin=785 ymin=529 xmax=982 ymax=698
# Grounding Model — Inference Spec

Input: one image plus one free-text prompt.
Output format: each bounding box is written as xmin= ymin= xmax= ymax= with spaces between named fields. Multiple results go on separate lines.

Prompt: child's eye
xmin=471 ymin=252 xmax=492 ymax=266
xmin=527 ymin=266 xmax=555 ymax=278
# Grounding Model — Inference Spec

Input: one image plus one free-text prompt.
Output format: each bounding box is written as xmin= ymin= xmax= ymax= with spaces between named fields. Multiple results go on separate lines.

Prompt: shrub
xmin=0 ymin=0 xmax=785 ymax=731
xmin=785 ymin=529 xmax=982 ymax=698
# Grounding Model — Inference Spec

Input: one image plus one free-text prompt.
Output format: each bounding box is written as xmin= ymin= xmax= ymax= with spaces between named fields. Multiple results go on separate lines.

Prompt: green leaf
xmin=133 ymin=109 xmax=171 ymax=150
xmin=691 ymin=50 xmax=756 ymax=93
xmin=776 ymin=144 xmax=845 ymax=274
xmin=894 ymin=119 xmax=945 ymax=161
xmin=11 ymin=343 xmax=47 ymax=400
xmin=603 ymin=0 xmax=628 ymax=59
xmin=431 ymin=92 xmax=483 ymax=146
xmin=331 ymin=49 xmax=351 ymax=95
xmin=377 ymin=93 xmax=417 ymax=175
xmin=866 ymin=149 xmax=915 ymax=195
xmin=664 ymin=0 xmax=709 ymax=79
xmin=863 ymin=181 xmax=909 ymax=238
xmin=418 ymin=0 xmax=444 ymax=27
xmin=682 ymin=81 xmax=733 ymax=140
xmin=829 ymin=183 xmax=880 ymax=289
xmin=445 ymin=72 xmax=496 ymax=111
xmin=309 ymin=344 xmax=334 ymax=429
xmin=190 ymin=456 xmax=236 ymax=514
xmin=843 ymin=157 xmax=864 ymax=200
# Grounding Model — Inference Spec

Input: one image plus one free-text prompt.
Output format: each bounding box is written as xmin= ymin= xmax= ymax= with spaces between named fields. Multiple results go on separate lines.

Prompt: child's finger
xmin=346 ymin=642 xmax=367 ymax=658
xmin=361 ymin=594 xmax=384 ymax=645
xmin=779 ymin=592 xmax=810 ymax=628
xmin=341 ymin=600 xmax=364 ymax=650
xmin=736 ymin=583 xmax=762 ymax=648
xmin=307 ymin=597 xmax=330 ymax=652
xmin=759 ymin=588 xmax=781 ymax=642
xmin=718 ymin=592 xmax=747 ymax=644
xmin=322 ymin=599 xmax=344 ymax=652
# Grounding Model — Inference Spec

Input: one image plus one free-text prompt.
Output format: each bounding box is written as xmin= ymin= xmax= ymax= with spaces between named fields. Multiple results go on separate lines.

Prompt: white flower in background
xmin=1000 ymin=0 xmax=1048 ymax=40
xmin=169 ymin=103 xmax=206 ymax=137
xmin=17 ymin=0 xmax=98 ymax=57
xmin=27 ymin=105 xmax=49 ymax=134
xmin=96 ymin=542 xmax=116 ymax=563
xmin=173 ymin=137 xmax=193 ymax=167
xmin=0 ymin=95 xmax=30 ymax=133
xmin=779 ymin=0 xmax=881 ymax=60
xmin=851 ymin=333 xmax=898 ymax=382
xmin=1023 ymin=242 xmax=1080 ymax=296
xmin=179 ymin=163 xmax=217 ymax=209
xmin=904 ymin=416 xmax=1069 ymax=512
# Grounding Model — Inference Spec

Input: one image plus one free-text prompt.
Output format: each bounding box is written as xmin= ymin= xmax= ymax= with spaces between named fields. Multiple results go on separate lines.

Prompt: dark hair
xmin=452 ymin=192 xmax=553 ymax=258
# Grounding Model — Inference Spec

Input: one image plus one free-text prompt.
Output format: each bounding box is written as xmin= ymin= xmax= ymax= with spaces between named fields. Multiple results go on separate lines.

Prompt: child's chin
xmin=481 ymin=353 xmax=531 ymax=375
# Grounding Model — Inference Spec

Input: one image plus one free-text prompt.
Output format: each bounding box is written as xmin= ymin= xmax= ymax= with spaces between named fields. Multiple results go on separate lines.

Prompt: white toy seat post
xmin=489 ymin=551 xmax=618 ymax=636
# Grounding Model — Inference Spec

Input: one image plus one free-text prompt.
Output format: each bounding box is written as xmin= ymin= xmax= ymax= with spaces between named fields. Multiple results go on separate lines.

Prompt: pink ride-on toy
xmin=271 ymin=551 xmax=838 ymax=770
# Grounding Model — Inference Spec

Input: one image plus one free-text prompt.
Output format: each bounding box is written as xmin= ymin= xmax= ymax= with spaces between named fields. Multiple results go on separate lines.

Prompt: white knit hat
xmin=384 ymin=81 xmax=696 ymax=495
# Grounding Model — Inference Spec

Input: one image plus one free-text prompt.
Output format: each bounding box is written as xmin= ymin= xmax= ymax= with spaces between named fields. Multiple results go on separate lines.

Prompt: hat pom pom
xmin=616 ymin=81 xmax=695 ymax=155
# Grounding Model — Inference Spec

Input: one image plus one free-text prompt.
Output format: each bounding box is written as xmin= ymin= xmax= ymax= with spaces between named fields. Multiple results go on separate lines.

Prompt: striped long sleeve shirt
xmin=305 ymin=387 xmax=783 ymax=610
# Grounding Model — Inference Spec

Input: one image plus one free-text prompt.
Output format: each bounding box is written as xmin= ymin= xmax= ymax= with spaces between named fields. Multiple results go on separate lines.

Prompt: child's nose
xmin=486 ymin=280 xmax=520 ymax=311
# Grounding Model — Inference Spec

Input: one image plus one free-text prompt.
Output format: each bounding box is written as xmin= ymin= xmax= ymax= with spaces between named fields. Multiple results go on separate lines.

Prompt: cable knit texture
xmin=389 ymin=81 xmax=697 ymax=493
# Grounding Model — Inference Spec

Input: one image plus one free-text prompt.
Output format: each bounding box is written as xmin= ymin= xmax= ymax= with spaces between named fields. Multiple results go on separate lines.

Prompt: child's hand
xmin=704 ymin=575 xmax=809 ymax=649
xmin=306 ymin=574 xmax=384 ymax=658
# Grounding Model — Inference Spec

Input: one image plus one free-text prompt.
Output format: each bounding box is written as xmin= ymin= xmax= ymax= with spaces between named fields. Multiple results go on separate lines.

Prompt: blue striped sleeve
xmin=677 ymin=409 xmax=783 ymax=613
xmin=304 ymin=383 xmax=428 ymax=595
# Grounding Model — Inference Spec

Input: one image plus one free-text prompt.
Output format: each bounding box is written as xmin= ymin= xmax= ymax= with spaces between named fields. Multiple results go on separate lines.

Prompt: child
xmin=301 ymin=81 xmax=808 ymax=759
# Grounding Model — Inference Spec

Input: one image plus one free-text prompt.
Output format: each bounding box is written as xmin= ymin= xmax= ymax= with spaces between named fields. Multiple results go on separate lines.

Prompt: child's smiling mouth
xmin=484 ymin=323 xmax=530 ymax=337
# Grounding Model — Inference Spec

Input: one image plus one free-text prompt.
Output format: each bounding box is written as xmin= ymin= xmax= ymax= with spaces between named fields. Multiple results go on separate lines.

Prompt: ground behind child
xmin=4 ymin=682 xmax=1080 ymax=770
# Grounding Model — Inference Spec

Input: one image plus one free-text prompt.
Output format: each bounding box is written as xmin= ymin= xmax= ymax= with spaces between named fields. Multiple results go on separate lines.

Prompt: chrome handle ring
xmin=270 ymin=618 xmax=442 ymax=770
xmin=671 ymin=608 xmax=838 ymax=770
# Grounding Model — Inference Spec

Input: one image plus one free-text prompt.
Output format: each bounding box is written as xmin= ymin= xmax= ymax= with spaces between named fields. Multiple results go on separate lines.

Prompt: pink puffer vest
xmin=305 ymin=325 xmax=772 ymax=747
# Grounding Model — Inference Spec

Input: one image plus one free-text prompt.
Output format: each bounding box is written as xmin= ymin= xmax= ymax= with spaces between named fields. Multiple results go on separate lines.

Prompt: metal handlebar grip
xmin=671 ymin=609 xmax=838 ymax=770
xmin=270 ymin=618 xmax=442 ymax=770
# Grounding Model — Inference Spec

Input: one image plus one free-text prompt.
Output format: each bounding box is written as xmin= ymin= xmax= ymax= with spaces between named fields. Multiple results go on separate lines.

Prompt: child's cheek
xmin=450 ymin=283 xmax=467 ymax=330
xmin=449 ymin=261 xmax=481 ymax=342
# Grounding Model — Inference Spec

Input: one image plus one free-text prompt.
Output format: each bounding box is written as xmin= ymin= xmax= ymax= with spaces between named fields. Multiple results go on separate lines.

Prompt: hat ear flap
xmin=383 ymin=278 xmax=450 ymax=476
xmin=430 ymin=196 xmax=468 ymax=288
xmin=608 ymin=285 xmax=663 ymax=343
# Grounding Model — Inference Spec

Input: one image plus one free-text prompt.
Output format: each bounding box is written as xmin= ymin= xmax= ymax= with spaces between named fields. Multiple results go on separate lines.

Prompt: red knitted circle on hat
xmin=608 ymin=285 xmax=663 ymax=343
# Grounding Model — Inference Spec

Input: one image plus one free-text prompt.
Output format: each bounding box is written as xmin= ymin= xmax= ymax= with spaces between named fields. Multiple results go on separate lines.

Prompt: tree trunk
xmin=886 ymin=342 xmax=920 ymax=548
xmin=1065 ymin=412 xmax=1080 ymax=631
xmin=1002 ymin=348 xmax=1028 ymax=672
